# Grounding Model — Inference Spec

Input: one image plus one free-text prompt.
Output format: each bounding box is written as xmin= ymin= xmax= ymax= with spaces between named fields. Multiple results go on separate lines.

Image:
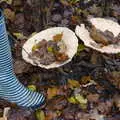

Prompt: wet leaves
xmin=1 ymin=0 xmax=120 ymax=120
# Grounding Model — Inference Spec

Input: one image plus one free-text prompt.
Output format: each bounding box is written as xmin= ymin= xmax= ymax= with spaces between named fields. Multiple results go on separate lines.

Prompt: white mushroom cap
xmin=75 ymin=18 xmax=120 ymax=54
xmin=22 ymin=27 xmax=78 ymax=69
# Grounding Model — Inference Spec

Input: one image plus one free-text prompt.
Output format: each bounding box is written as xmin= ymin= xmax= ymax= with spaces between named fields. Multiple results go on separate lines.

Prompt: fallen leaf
xmin=53 ymin=33 xmax=63 ymax=42
xmin=68 ymin=94 xmax=87 ymax=109
xmin=97 ymin=100 xmax=113 ymax=114
xmin=13 ymin=33 xmax=27 ymax=40
xmin=71 ymin=16 xmax=79 ymax=24
xmin=14 ymin=60 xmax=31 ymax=74
xmin=45 ymin=110 xmax=57 ymax=120
xmin=36 ymin=110 xmax=45 ymax=120
xmin=80 ymin=76 xmax=91 ymax=85
xmin=106 ymin=71 xmax=120 ymax=89
xmin=75 ymin=94 xmax=87 ymax=105
xmin=68 ymin=79 xmax=80 ymax=89
xmin=47 ymin=87 xmax=58 ymax=99
xmin=4 ymin=8 xmax=15 ymax=22
xmin=68 ymin=97 xmax=77 ymax=104
xmin=46 ymin=96 xmax=67 ymax=110
xmin=87 ymin=94 xmax=99 ymax=103
xmin=113 ymin=94 xmax=120 ymax=109
xmin=32 ymin=44 xmax=40 ymax=52
xmin=7 ymin=108 xmax=36 ymax=120
xmin=28 ymin=85 xmax=36 ymax=91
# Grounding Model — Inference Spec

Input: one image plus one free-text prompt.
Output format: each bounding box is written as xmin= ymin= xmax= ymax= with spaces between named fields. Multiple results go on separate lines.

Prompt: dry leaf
xmin=87 ymin=94 xmax=99 ymax=103
xmin=113 ymin=95 xmax=120 ymax=109
xmin=71 ymin=16 xmax=79 ymax=24
xmin=4 ymin=9 xmax=15 ymax=22
xmin=75 ymin=94 xmax=87 ymax=105
xmin=28 ymin=85 xmax=36 ymax=91
xmin=36 ymin=110 xmax=45 ymax=120
xmin=47 ymin=87 xmax=58 ymax=99
xmin=13 ymin=33 xmax=27 ymax=40
xmin=53 ymin=33 xmax=63 ymax=42
xmin=68 ymin=79 xmax=80 ymax=89
xmin=80 ymin=76 xmax=91 ymax=84
xmin=45 ymin=110 xmax=57 ymax=120
xmin=32 ymin=44 xmax=40 ymax=52
xmin=56 ymin=53 xmax=69 ymax=62
xmin=68 ymin=96 xmax=77 ymax=104
xmin=47 ymin=96 xmax=67 ymax=111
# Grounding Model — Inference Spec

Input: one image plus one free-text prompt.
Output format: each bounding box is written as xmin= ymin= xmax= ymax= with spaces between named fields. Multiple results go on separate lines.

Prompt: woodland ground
xmin=0 ymin=0 xmax=120 ymax=120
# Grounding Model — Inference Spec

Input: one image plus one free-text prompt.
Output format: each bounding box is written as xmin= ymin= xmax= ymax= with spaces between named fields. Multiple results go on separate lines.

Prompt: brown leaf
xmin=68 ymin=79 xmax=80 ymax=89
xmin=80 ymin=76 xmax=91 ymax=85
xmin=13 ymin=60 xmax=31 ymax=74
xmin=7 ymin=108 xmax=36 ymax=120
xmin=53 ymin=33 xmax=63 ymax=42
xmin=46 ymin=96 xmax=67 ymax=111
xmin=4 ymin=8 xmax=15 ymax=22
xmin=87 ymin=94 xmax=99 ymax=103
xmin=106 ymin=71 xmax=120 ymax=89
xmin=113 ymin=94 xmax=120 ymax=109
xmin=47 ymin=87 xmax=58 ymax=99
xmin=97 ymin=100 xmax=113 ymax=114
xmin=45 ymin=110 xmax=57 ymax=120
xmin=56 ymin=53 xmax=69 ymax=62
xmin=71 ymin=16 xmax=79 ymax=24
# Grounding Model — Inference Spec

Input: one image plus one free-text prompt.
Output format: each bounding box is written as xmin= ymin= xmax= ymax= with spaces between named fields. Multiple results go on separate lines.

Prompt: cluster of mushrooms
xmin=22 ymin=17 xmax=120 ymax=69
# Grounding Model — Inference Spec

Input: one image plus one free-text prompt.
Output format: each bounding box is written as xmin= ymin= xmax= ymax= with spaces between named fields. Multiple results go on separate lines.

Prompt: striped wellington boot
xmin=0 ymin=10 xmax=45 ymax=108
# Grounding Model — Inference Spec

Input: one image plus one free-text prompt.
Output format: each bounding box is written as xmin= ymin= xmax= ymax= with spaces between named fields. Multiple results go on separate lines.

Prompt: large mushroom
xmin=22 ymin=27 xmax=78 ymax=69
xmin=75 ymin=18 xmax=120 ymax=54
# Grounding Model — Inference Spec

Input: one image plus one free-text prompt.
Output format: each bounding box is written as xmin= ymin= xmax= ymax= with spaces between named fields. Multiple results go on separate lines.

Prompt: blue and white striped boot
xmin=0 ymin=10 xmax=45 ymax=108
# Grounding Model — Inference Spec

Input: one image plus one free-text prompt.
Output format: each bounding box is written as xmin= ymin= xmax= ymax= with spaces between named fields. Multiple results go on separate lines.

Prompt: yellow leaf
xmin=28 ymin=85 xmax=36 ymax=91
xmin=68 ymin=79 xmax=80 ymax=89
xmin=36 ymin=110 xmax=45 ymax=120
xmin=47 ymin=47 xmax=53 ymax=53
xmin=68 ymin=96 xmax=78 ymax=104
xmin=53 ymin=33 xmax=63 ymax=42
xmin=75 ymin=94 xmax=87 ymax=109
xmin=32 ymin=44 xmax=40 ymax=51
xmin=75 ymin=94 xmax=87 ymax=104
xmin=47 ymin=87 xmax=58 ymax=99
xmin=13 ymin=33 xmax=26 ymax=39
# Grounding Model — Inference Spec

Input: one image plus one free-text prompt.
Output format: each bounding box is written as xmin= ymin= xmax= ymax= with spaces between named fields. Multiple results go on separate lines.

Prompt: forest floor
xmin=0 ymin=0 xmax=120 ymax=120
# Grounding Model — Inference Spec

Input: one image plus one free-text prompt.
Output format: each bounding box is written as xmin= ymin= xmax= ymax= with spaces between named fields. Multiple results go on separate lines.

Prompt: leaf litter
xmin=0 ymin=0 xmax=120 ymax=120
